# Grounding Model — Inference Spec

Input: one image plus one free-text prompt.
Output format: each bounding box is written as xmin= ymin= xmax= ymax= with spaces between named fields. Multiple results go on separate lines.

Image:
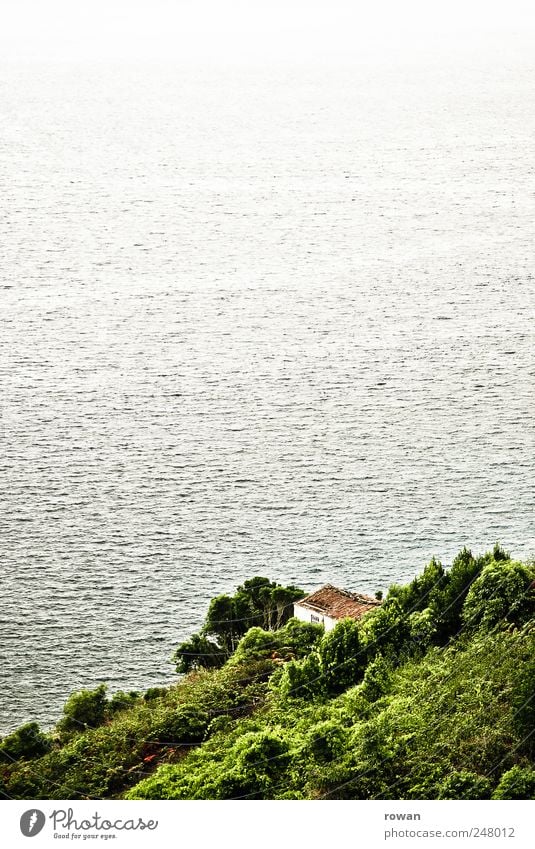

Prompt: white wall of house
xmin=293 ymin=603 xmax=338 ymax=631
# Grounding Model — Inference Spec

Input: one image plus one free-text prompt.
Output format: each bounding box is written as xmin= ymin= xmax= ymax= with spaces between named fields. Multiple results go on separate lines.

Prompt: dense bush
xmin=108 ymin=691 xmax=140 ymax=715
xmin=462 ymin=560 xmax=535 ymax=632
xmin=512 ymin=653 xmax=535 ymax=756
xmin=305 ymin=719 xmax=348 ymax=762
xmin=147 ymin=705 xmax=209 ymax=746
xmin=493 ymin=766 xmax=535 ymax=799
xmin=358 ymin=654 xmax=393 ymax=703
xmin=230 ymin=619 xmax=323 ymax=666
xmin=57 ymin=684 xmax=108 ymax=734
xmin=360 ymin=598 xmax=411 ymax=661
xmin=318 ymin=619 xmax=366 ymax=694
xmin=277 ymin=652 xmax=324 ymax=700
xmin=388 ymin=557 xmax=447 ymax=613
xmin=0 ymin=723 xmax=51 ymax=763
xmin=438 ymin=770 xmax=492 ymax=799
xmin=428 ymin=547 xmax=485 ymax=642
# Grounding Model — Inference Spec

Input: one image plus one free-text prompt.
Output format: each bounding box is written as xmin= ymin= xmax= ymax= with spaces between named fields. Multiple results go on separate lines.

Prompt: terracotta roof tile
xmin=296 ymin=584 xmax=381 ymax=621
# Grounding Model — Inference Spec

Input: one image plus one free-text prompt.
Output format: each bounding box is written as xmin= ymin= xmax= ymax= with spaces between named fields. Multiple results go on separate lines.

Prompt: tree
xmin=429 ymin=547 xmax=482 ymax=642
xmin=462 ymin=560 xmax=535 ymax=632
xmin=318 ymin=618 xmax=366 ymax=694
xmin=360 ymin=598 xmax=411 ymax=661
xmin=388 ymin=557 xmax=447 ymax=613
xmin=173 ymin=577 xmax=304 ymax=672
xmin=173 ymin=633 xmax=226 ymax=673
xmin=204 ymin=594 xmax=242 ymax=653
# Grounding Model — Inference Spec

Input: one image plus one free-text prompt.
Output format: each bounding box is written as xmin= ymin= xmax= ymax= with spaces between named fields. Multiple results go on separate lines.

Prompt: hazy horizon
xmin=2 ymin=0 xmax=535 ymax=65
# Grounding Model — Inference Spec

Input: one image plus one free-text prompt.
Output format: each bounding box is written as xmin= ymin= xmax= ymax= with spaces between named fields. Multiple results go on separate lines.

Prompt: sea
xmin=1 ymin=53 xmax=534 ymax=732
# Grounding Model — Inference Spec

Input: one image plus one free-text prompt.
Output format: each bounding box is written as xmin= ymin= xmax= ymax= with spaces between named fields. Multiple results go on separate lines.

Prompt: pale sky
xmin=1 ymin=0 xmax=535 ymax=63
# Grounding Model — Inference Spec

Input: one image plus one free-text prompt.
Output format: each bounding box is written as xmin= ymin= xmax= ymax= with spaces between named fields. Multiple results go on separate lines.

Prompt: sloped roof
xmin=296 ymin=584 xmax=381 ymax=620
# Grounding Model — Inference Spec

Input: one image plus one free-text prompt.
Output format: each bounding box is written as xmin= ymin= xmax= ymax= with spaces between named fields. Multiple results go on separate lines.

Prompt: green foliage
xmin=148 ymin=705 xmax=209 ymax=745
xmin=388 ymin=557 xmax=447 ymax=613
xmin=143 ymin=687 xmax=168 ymax=702
xmin=438 ymin=770 xmax=492 ymax=799
xmin=205 ymin=715 xmax=234 ymax=737
xmin=108 ymin=691 xmax=140 ymax=715
xmin=231 ymin=618 xmax=323 ymax=665
xmin=318 ymin=619 xmax=366 ymax=694
xmin=358 ymin=654 xmax=393 ymax=703
xmin=408 ymin=609 xmax=436 ymax=652
xmin=360 ymin=598 xmax=411 ymax=661
xmin=306 ymin=720 xmax=347 ymax=762
xmin=58 ymin=684 xmax=108 ymax=735
xmin=173 ymin=577 xmax=304 ymax=671
xmin=462 ymin=560 xmax=535 ymax=632
xmin=230 ymin=730 xmax=291 ymax=797
xmin=512 ymin=654 xmax=535 ymax=756
xmin=493 ymin=766 xmax=535 ymax=799
xmin=428 ymin=547 xmax=483 ymax=642
xmin=0 ymin=723 xmax=51 ymax=763
xmin=130 ymin=608 xmax=535 ymax=801
xmin=203 ymin=578 xmax=303 ymax=652
xmin=172 ymin=633 xmax=225 ymax=674
xmin=277 ymin=652 xmax=324 ymax=700
xmin=0 ymin=662 xmax=271 ymax=799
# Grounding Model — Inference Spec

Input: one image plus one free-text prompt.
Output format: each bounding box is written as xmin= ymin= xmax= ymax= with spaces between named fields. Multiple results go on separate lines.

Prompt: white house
xmin=293 ymin=584 xmax=381 ymax=631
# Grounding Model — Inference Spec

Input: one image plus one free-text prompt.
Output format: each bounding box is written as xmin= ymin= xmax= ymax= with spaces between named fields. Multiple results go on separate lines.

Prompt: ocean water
xmin=0 ymin=57 xmax=533 ymax=733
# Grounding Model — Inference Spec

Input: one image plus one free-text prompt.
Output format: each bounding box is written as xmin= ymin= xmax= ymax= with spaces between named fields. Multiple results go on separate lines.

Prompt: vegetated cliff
xmin=2 ymin=546 xmax=535 ymax=801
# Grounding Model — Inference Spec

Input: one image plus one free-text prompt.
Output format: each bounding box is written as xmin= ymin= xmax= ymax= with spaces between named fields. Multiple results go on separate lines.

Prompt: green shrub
xmin=143 ymin=687 xmax=168 ymax=702
xmin=58 ymin=684 xmax=108 ymax=734
xmin=360 ymin=599 xmax=411 ymax=663
xmin=277 ymin=653 xmax=324 ymax=700
xmin=389 ymin=558 xmax=447 ymax=613
xmin=148 ymin=705 xmax=209 ymax=746
xmin=428 ymin=547 xmax=483 ymax=642
xmin=231 ymin=619 xmax=323 ymax=665
xmin=493 ymin=766 xmax=535 ymax=799
xmin=408 ymin=609 xmax=436 ymax=651
xmin=205 ymin=715 xmax=234 ymax=737
xmin=462 ymin=561 xmax=535 ymax=632
xmin=438 ymin=770 xmax=492 ymax=799
xmin=306 ymin=720 xmax=347 ymax=762
xmin=358 ymin=655 xmax=393 ymax=702
xmin=318 ymin=619 xmax=366 ymax=694
xmin=512 ymin=655 xmax=535 ymax=755
xmin=0 ymin=722 xmax=51 ymax=763
xmin=228 ymin=730 xmax=291 ymax=798
xmin=108 ymin=691 xmax=140 ymax=714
